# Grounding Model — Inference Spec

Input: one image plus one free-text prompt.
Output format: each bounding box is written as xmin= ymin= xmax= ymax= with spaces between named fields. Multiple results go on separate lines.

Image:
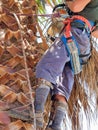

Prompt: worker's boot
xmin=34 ymin=79 xmax=52 ymax=128
xmin=46 ymin=101 xmax=67 ymax=130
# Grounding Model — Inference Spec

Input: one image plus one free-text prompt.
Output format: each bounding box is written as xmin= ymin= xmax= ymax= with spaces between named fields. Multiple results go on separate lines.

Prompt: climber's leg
xmin=46 ymin=98 xmax=67 ymax=130
xmin=34 ymin=79 xmax=52 ymax=128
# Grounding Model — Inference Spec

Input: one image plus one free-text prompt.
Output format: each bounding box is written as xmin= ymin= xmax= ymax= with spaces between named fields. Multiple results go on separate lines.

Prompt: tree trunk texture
xmin=0 ymin=0 xmax=98 ymax=130
xmin=0 ymin=0 xmax=48 ymax=129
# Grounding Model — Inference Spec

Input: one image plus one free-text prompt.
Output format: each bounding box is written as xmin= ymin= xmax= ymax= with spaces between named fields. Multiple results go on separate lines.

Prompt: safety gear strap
xmin=63 ymin=15 xmax=93 ymax=42
xmin=61 ymin=15 xmax=94 ymax=74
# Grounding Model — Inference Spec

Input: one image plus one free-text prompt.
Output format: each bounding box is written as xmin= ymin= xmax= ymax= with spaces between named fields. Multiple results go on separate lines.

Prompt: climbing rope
xmin=13 ymin=13 xmax=36 ymax=130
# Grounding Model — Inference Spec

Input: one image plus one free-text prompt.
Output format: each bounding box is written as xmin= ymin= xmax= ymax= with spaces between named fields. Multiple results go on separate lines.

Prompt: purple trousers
xmin=36 ymin=27 xmax=91 ymax=100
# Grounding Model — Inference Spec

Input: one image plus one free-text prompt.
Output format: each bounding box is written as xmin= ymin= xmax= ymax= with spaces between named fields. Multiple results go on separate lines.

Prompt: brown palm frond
xmin=68 ymin=38 xmax=98 ymax=129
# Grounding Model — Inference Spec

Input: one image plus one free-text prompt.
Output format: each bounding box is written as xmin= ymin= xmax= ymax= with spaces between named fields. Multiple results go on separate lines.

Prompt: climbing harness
xmin=61 ymin=15 xmax=94 ymax=74
xmin=46 ymin=3 xmax=95 ymax=74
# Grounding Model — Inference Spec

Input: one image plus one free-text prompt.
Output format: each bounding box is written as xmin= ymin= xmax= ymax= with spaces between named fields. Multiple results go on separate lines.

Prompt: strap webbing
xmin=63 ymin=15 xmax=93 ymax=42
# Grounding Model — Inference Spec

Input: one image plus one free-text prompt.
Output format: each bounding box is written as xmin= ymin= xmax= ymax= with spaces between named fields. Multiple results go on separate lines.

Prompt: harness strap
xmin=61 ymin=34 xmax=82 ymax=74
xmin=72 ymin=15 xmax=92 ymax=31
xmin=61 ymin=15 xmax=93 ymax=74
xmin=79 ymin=53 xmax=91 ymax=58
xmin=63 ymin=15 xmax=93 ymax=42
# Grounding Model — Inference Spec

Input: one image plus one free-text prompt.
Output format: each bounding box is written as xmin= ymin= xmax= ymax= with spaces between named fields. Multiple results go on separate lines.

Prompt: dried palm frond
xmin=0 ymin=0 xmax=98 ymax=129
xmin=67 ymin=38 xmax=98 ymax=130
